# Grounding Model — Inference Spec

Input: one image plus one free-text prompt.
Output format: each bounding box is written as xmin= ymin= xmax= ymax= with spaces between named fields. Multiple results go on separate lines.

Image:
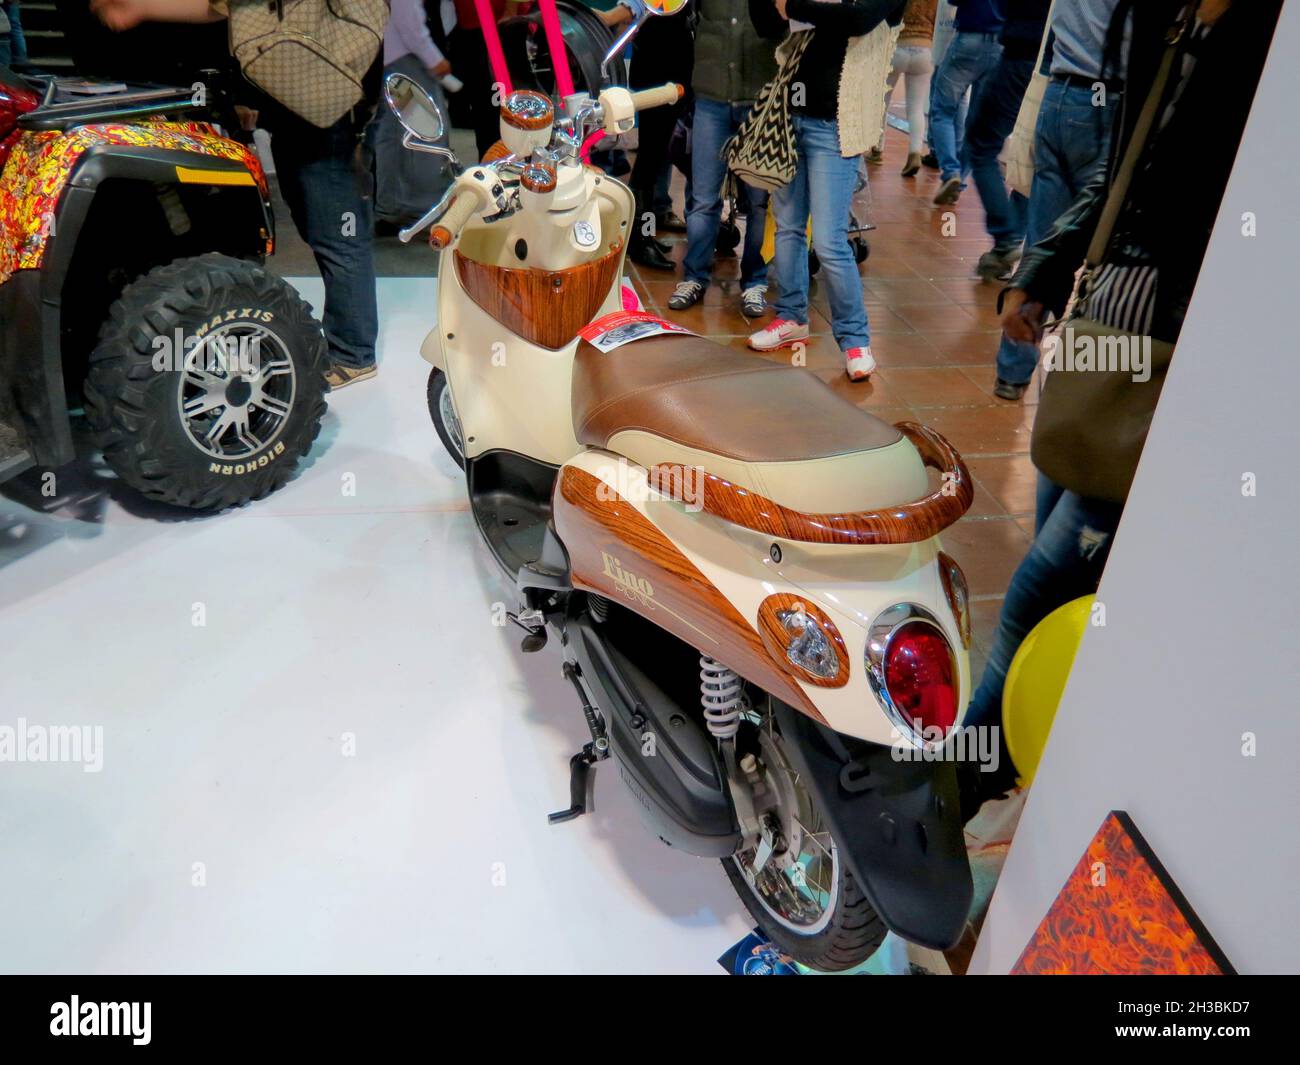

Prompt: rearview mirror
xmin=384 ymin=73 xmax=446 ymax=143
xmin=601 ymin=0 xmax=691 ymax=79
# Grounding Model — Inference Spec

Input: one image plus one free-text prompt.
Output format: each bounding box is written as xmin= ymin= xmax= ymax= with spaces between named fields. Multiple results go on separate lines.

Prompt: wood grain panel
xmin=648 ymin=422 xmax=974 ymax=546
xmin=454 ymin=246 xmax=621 ymax=351
xmin=553 ymin=466 xmax=826 ymax=724
xmin=756 ymin=594 xmax=850 ymax=689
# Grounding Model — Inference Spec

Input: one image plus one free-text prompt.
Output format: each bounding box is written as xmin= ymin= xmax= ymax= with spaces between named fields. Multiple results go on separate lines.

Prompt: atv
xmin=0 ymin=65 xmax=327 ymax=510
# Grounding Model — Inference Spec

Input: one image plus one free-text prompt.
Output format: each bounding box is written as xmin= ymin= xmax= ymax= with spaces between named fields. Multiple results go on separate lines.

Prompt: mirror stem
xmin=601 ymin=14 xmax=648 ymax=81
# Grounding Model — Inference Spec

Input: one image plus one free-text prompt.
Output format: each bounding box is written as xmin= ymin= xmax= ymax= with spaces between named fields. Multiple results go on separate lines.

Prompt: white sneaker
xmin=845 ymin=346 xmax=877 ymax=381
xmin=740 ymin=285 xmax=768 ymax=318
xmin=748 ymin=318 xmax=810 ymax=352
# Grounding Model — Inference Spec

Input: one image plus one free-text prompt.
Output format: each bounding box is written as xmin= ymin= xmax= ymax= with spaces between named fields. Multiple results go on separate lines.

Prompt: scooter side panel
xmin=555 ymin=451 xmax=970 ymax=745
xmin=552 ymin=462 xmax=828 ymax=724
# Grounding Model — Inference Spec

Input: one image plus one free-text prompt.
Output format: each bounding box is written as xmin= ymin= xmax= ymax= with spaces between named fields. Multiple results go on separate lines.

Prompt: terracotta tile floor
xmin=624 ymin=128 xmax=1044 ymax=679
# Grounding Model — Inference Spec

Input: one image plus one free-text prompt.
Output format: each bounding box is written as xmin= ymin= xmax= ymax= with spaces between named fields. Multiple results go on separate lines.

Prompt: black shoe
xmin=977 ymin=243 xmax=1021 ymax=283
xmin=629 ymin=238 xmax=674 ymax=271
xmin=656 ymin=211 xmax=687 ymax=233
xmin=994 ymin=378 xmax=1028 ymax=401
xmin=921 ymin=151 xmax=940 ymax=170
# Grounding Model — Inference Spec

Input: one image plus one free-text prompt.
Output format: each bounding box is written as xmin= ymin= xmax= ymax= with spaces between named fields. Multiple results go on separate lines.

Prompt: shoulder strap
xmin=1086 ymin=11 xmax=1192 ymax=266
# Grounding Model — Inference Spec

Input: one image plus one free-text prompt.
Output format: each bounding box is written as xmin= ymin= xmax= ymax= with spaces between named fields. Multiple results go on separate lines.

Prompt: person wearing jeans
xmin=666 ymin=0 xmax=782 ymax=318
xmin=767 ymin=114 xmax=871 ymax=355
xmin=928 ymin=1 xmax=1004 ymax=205
xmin=960 ymin=476 xmax=1122 ymax=799
xmin=270 ymin=110 xmax=381 ymax=386
xmin=91 ymin=0 xmax=383 ymax=389
xmin=965 ymin=0 xmax=1050 ymax=281
xmin=675 ymin=98 xmax=772 ymax=313
xmin=747 ymin=0 xmax=905 ymax=381
xmin=0 ymin=1 xmax=26 ymax=67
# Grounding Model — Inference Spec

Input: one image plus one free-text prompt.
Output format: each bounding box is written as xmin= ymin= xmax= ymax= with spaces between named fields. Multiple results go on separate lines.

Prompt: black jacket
xmin=1011 ymin=0 xmax=1280 ymax=341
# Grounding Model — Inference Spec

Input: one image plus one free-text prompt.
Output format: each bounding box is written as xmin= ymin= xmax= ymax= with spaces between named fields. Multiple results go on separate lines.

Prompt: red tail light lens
xmin=884 ymin=622 xmax=958 ymax=738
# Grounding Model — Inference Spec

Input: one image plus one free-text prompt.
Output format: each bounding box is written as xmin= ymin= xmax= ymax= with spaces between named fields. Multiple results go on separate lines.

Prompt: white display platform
xmin=0 ymin=278 xmax=760 ymax=974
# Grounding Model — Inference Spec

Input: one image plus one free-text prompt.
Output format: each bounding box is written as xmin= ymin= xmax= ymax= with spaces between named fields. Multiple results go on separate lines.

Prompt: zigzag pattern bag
xmin=723 ymin=30 xmax=813 ymax=193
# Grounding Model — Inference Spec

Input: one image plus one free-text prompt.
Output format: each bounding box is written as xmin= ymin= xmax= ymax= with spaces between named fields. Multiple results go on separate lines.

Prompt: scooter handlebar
xmin=429 ymin=191 xmax=481 ymax=250
xmin=628 ymin=83 xmax=684 ymax=113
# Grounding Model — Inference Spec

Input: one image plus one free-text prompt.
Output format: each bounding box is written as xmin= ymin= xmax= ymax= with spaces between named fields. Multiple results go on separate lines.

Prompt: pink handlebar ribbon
xmin=474 ymin=0 xmax=513 ymax=96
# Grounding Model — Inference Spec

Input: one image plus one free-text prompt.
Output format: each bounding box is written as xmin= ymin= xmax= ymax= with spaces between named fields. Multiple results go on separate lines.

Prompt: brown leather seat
xmin=572 ymin=334 xmax=929 ymax=514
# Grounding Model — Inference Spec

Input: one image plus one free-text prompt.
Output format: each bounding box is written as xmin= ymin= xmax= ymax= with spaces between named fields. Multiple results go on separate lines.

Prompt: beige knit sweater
xmin=776 ymin=22 xmax=901 ymax=159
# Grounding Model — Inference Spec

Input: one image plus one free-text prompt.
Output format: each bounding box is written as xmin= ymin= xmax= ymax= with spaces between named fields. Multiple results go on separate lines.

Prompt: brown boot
xmin=901 ymin=152 xmax=923 ymax=177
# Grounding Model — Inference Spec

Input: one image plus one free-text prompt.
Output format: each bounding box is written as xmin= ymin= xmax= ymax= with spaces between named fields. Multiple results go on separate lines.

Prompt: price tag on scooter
xmin=578 ymin=311 xmax=698 ymax=353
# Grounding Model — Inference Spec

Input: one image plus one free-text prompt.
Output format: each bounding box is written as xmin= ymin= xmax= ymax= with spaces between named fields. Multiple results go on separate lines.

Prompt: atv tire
xmin=85 ymin=253 xmax=327 ymax=510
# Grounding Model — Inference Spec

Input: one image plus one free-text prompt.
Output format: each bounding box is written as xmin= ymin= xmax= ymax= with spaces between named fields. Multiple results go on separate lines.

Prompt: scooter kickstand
xmin=547 ymin=743 xmax=599 ymax=824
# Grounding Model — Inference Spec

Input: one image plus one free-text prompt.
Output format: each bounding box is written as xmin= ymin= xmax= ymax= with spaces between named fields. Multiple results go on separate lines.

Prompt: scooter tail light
xmin=776 ymin=607 xmax=840 ymax=682
xmin=937 ymin=551 xmax=972 ymax=649
xmin=883 ymin=621 xmax=958 ymax=741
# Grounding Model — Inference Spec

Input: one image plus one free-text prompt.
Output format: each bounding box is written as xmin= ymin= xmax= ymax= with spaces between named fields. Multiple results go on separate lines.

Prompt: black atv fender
xmin=4 ymin=143 xmax=273 ymax=473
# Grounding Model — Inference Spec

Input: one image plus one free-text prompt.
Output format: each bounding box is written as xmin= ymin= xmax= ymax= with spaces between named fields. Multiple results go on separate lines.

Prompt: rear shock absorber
xmin=700 ymin=656 xmax=743 ymax=740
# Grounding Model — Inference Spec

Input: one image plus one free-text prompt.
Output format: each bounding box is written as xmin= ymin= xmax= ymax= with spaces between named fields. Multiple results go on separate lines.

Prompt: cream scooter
xmin=386 ymin=5 xmax=977 ymax=969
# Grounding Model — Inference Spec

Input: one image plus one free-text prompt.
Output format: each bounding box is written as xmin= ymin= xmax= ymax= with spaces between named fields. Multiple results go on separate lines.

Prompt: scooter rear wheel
xmin=426 ymin=367 xmax=465 ymax=469
xmin=722 ymin=723 xmax=886 ymax=971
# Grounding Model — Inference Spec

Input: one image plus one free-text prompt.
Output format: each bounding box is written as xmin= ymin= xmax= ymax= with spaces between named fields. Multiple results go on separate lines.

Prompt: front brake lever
xmin=398 ymin=185 xmax=457 ymax=244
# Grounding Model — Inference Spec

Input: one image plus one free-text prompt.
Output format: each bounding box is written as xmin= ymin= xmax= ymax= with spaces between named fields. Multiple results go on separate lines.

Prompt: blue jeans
xmin=966 ymin=54 xmax=1036 ymax=246
xmin=772 ymin=115 xmax=869 ymax=351
xmin=271 ymin=113 xmax=379 ymax=369
xmin=963 ymin=474 xmax=1124 ymax=741
xmin=685 ymin=97 xmax=768 ymax=289
xmin=930 ymin=31 xmax=1002 ymax=183
xmin=996 ymin=80 xmax=1118 ymax=384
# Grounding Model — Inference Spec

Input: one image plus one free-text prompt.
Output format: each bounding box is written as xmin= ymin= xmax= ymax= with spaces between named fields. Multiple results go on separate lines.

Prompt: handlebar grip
xmin=628 ymin=83 xmax=684 ymax=113
xmin=429 ymin=192 xmax=479 ymax=250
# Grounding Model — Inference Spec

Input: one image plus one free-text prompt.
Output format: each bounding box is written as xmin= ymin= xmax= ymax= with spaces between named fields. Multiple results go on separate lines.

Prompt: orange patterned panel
xmin=0 ymin=120 xmax=265 ymax=285
xmin=1011 ymin=811 xmax=1233 ymax=975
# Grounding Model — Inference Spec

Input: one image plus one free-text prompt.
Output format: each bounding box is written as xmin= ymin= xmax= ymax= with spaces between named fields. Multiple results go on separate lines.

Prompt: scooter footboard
xmin=774 ymin=700 xmax=973 ymax=951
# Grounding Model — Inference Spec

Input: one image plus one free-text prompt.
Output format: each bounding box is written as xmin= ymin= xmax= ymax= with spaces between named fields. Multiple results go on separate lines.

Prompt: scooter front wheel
xmin=722 ymin=722 xmax=886 ymax=971
xmin=426 ymin=367 xmax=465 ymax=469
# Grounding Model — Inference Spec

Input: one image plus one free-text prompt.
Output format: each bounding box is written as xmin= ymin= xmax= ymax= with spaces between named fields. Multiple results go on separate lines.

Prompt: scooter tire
xmin=722 ymin=854 xmax=887 ymax=972
xmin=426 ymin=367 xmax=465 ymax=469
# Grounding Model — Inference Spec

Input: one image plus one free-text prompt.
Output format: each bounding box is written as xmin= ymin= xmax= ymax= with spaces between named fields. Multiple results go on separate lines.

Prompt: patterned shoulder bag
xmin=722 ymin=30 xmax=813 ymax=193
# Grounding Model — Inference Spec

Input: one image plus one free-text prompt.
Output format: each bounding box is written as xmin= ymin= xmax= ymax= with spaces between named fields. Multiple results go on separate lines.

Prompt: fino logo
xmin=600 ymin=552 xmax=655 ymax=608
xmin=50 ymin=996 xmax=151 ymax=1045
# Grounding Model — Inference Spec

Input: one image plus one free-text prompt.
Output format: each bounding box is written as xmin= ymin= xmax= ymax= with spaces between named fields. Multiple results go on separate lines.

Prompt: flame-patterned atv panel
xmin=0 ymin=120 xmax=266 ymax=285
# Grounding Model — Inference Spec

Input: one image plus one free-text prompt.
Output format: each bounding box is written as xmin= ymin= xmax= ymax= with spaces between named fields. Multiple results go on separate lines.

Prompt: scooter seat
xmin=572 ymin=334 xmax=930 ymax=514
